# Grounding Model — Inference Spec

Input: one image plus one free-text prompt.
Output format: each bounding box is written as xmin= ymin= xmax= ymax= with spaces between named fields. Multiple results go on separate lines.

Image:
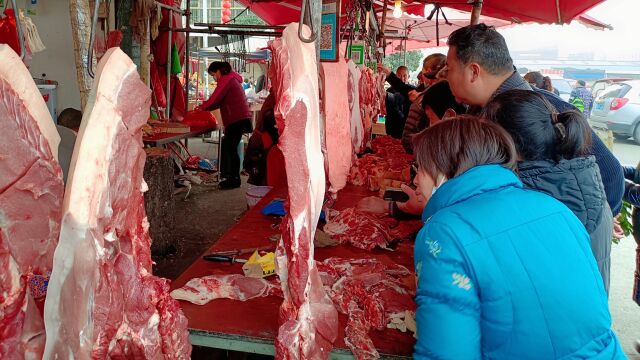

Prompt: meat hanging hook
xmin=297 ymin=0 xmax=317 ymax=43
xmin=87 ymin=0 xmax=101 ymax=78
xmin=7 ymin=0 xmax=26 ymax=59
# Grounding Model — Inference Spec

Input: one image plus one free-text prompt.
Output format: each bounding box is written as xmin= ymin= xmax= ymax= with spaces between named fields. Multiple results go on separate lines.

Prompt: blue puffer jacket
xmin=414 ymin=165 xmax=623 ymax=359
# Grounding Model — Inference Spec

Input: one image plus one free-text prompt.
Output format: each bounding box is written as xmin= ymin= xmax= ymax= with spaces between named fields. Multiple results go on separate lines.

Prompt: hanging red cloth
xmin=150 ymin=62 xmax=167 ymax=108
xmin=0 ymin=9 xmax=20 ymax=55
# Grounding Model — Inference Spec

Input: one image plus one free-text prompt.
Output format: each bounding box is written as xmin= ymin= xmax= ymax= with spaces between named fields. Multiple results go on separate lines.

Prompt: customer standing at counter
xmin=196 ymin=61 xmax=252 ymax=189
xmin=411 ymin=116 xmax=623 ymax=359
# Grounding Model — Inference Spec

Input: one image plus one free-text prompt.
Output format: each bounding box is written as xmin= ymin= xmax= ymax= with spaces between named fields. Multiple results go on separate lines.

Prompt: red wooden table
xmin=171 ymin=184 xmax=416 ymax=359
xmin=143 ymin=124 xmax=219 ymax=147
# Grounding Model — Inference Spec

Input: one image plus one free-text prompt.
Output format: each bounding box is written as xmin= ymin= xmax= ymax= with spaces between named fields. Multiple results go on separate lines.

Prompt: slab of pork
xmin=269 ymin=23 xmax=339 ymax=359
xmin=347 ymin=61 xmax=363 ymax=154
xmin=320 ymin=61 xmax=352 ymax=193
xmin=0 ymin=44 xmax=64 ymax=360
xmin=43 ymin=48 xmax=191 ymax=359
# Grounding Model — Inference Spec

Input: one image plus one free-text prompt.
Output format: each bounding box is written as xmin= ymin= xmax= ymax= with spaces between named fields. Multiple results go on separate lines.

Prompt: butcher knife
xmin=207 ymin=245 xmax=274 ymax=257
xmin=202 ymin=254 xmax=248 ymax=264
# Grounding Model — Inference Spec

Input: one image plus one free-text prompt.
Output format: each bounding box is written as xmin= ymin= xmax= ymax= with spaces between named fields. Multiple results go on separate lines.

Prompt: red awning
xmin=576 ymin=14 xmax=612 ymax=30
xmin=235 ymin=0 xmax=606 ymax=26
xmin=402 ymin=0 xmax=606 ymax=25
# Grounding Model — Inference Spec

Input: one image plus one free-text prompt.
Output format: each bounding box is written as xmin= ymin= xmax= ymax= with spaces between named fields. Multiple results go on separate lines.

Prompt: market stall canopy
xmin=400 ymin=0 xmax=606 ymax=25
xmin=381 ymin=7 xmax=511 ymax=53
xmin=234 ymin=0 xmax=607 ymax=26
xmin=576 ymin=14 xmax=613 ymax=30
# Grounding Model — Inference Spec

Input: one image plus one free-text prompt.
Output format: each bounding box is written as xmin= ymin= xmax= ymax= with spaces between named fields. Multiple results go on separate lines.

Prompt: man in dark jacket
xmin=444 ymin=23 xmax=624 ymax=215
xmin=382 ymin=66 xmax=416 ymax=139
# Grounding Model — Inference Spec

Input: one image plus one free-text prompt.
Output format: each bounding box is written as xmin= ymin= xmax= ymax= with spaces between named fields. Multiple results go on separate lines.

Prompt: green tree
xmin=383 ymin=50 xmax=423 ymax=72
xmin=231 ymin=11 xmax=266 ymax=26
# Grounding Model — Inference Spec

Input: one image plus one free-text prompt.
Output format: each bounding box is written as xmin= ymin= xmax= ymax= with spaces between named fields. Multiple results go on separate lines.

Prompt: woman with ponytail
xmin=483 ymin=89 xmax=614 ymax=293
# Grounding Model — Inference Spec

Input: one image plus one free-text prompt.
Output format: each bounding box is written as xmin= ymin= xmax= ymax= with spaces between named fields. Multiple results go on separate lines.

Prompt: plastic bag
xmin=181 ymin=110 xmax=217 ymax=127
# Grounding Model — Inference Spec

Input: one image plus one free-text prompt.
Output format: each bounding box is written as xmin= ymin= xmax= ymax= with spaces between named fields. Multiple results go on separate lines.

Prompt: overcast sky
xmin=500 ymin=0 xmax=640 ymax=60
xmin=424 ymin=0 xmax=640 ymax=62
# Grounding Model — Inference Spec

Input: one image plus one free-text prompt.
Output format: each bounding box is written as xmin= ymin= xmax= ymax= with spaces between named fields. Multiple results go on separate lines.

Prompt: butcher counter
xmin=170 ymin=184 xmax=416 ymax=359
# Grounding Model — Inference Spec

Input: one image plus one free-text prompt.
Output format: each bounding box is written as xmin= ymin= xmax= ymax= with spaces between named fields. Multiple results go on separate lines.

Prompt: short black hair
xmin=524 ymin=71 xmax=544 ymax=88
xmin=447 ymin=23 xmax=513 ymax=76
xmin=208 ymin=61 xmax=232 ymax=75
xmin=577 ymin=80 xmax=586 ymax=86
xmin=57 ymin=108 xmax=82 ymax=130
xmin=482 ymin=90 xmax=591 ymax=161
xmin=421 ymin=81 xmax=466 ymax=119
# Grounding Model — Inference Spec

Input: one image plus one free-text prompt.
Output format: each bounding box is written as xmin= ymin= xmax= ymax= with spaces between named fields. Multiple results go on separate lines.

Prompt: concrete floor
xmin=152 ymin=136 xmax=640 ymax=358
xmin=152 ymin=135 xmax=249 ymax=280
xmin=609 ymin=138 xmax=640 ymax=358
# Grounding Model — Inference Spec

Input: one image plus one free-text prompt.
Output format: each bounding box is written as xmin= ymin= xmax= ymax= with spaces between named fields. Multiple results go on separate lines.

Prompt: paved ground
xmin=609 ymin=138 xmax=640 ymax=358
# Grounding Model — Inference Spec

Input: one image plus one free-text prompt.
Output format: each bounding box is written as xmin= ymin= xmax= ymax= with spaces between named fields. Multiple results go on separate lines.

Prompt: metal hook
xmin=7 ymin=0 xmax=25 ymax=59
xmin=87 ymin=0 xmax=101 ymax=78
xmin=297 ymin=0 xmax=317 ymax=43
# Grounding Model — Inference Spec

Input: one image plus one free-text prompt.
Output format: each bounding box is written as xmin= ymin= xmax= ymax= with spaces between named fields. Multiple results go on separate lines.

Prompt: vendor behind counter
xmin=243 ymin=92 xmax=286 ymax=189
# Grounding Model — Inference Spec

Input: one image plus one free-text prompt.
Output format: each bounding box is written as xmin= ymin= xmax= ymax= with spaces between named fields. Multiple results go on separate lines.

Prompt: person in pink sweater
xmin=196 ymin=61 xmax=252 ymax=189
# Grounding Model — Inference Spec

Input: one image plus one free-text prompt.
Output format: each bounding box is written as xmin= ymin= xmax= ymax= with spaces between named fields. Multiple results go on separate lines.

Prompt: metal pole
xmin=9 ymin=0 xmax=25 ymax=59
xmin=403 ymin=20 xmax=407 ymax=66
xmin=184 ymin=0 xmax=191 ymax=108
xmin=312 ymin=0 xmax=321 ymax=68
xmin=470 ymin=1 xmax=483 ymax=25
xmin=166 ymin=7 xmax=173 ymax=119
xmin=379 ymin=0 xmax=388 ymax=59
xmin=170 ymin=28 xmax=283 ymax=37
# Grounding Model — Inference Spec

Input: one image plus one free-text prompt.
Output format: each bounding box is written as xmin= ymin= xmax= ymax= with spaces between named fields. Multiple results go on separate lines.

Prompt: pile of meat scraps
xmin=319 ymin=258 xmax=416 ymax=359
xmin=172 ymin=257 xmax=416 ymax=360
xmin=323 ymin=208 xmax=422 ymax=251
xmin=43 ymin=48 xmax=191 ymax=359
xmin=349 ymin=136 xmax=414 ymax=193
xmin=0 ymin=44 xmax=64 ymax=359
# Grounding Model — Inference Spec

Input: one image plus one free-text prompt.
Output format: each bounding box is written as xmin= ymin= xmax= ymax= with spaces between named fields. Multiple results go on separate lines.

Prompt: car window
xmin=599 ymin=84 xmax=631 ymax=99
xmin=551 ymin=79 xmax=572 ymax=93
xmin=592 ymin=82 xmax=606 ymax=97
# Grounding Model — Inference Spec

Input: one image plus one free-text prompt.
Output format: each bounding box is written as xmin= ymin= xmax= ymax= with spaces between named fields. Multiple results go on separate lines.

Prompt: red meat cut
xmin=172 ymin=257 xmax=416 ymax=359
xmin=269 ymin=23 xmax=339 ymax=359
xmin=321 ymin=61 xmax=352 ymax=193
xmin=0 ymin=44 xmax=64 ymax=360
xmin=42 ymin=48 xmax=191 ymax=359
xmin=324 ymin=208 xmax=393 ymax=250
xmin=319 ymin=258 xmax=416 ymax=360
xmin=170 ymin=274 xmax=283 ymax=305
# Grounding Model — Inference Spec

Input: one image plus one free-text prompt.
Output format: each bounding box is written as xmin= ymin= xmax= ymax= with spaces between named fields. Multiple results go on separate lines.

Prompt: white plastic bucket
xmin=246 ymin=184 xmax=273 ymax=208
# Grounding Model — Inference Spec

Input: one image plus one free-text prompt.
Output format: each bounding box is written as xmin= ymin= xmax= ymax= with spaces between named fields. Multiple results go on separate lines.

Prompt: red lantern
xmin=222 ymin=15 xmax=231 ymax=23
xmin=222 ymin=2 xmax=231 ymax=9
xmin=223 ymin=8 xmax=232 ymax=17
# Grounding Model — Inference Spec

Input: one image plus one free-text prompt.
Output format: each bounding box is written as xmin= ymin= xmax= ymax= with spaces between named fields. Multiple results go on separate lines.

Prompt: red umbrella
xmin=576 ymin=14 xmax=613 ymax=30
xmin=381 ymin=7 xmax=511 ymax=50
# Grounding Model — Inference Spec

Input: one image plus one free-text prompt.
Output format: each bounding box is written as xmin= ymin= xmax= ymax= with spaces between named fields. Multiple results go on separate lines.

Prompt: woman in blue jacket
xmin=483 ymin=90 xmax=613 ymax=293
xmin=412 ymin=116 xmax=623 ymax=359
